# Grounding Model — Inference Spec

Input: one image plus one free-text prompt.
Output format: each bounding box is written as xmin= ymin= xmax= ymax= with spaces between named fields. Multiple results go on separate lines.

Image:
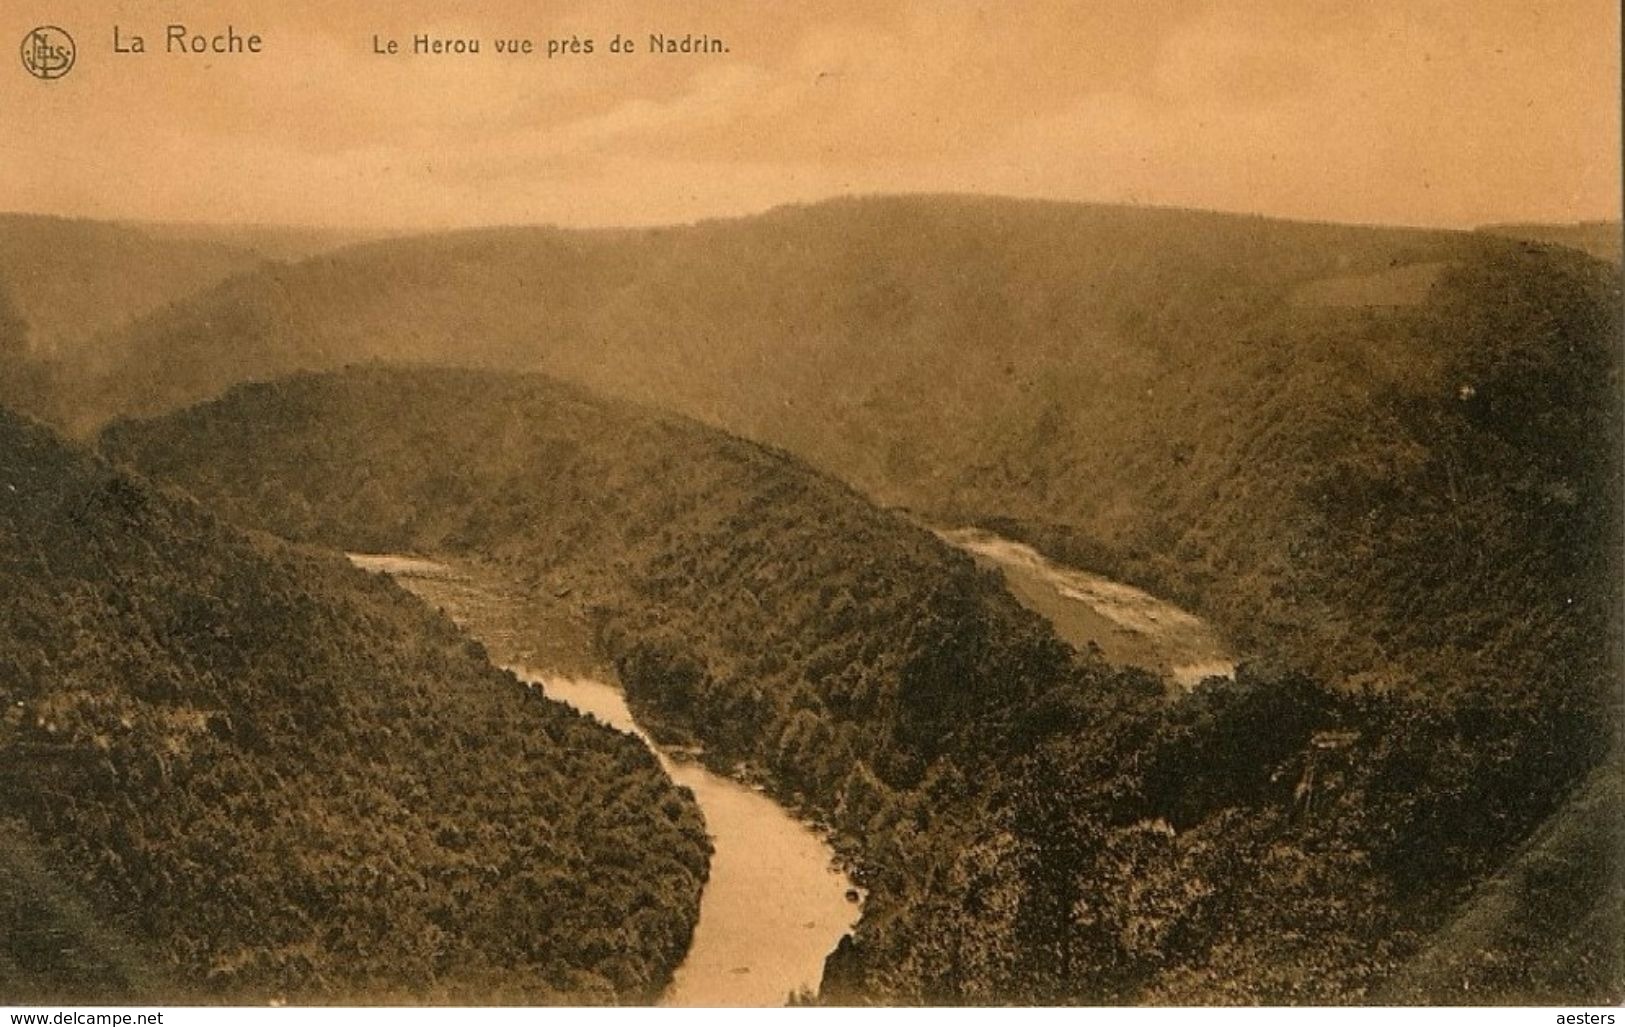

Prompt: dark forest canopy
xmin=0 ymin=405 xmax=709 ymax=1004
xmin=104 ymin=366 xmax=1624 ymax=1003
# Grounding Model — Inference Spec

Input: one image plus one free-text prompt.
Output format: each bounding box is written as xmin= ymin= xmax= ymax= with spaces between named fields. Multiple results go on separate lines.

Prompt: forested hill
xmin=84 ymin=197 xmax=1493 ymax=442
xmin=0 ymin=216 xmax=265 ymax=424
xmin=0 ymin=405 xmax=709 ymax=1004
xmin=104 ymin=368 xmax=1623 ymax=1003
xmin=0 ymin=215 xmax=371 ymax=361
xmin=79 ymin=198 xmax=1623 ymax=707
xmin=0 ymin=216 xmax=268 ymax=367
xmin=0 ymin=215 xmax=367 ymax=423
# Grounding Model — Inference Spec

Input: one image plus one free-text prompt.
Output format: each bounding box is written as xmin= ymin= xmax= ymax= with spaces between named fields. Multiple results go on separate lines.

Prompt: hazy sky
xmin=2 ymin=0 xmax=1619 ymax=229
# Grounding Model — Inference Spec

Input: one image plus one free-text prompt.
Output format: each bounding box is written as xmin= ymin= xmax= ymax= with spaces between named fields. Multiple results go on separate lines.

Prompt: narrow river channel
xmin=513 ymin=672 xmax=860 ymax=1007
xmin=346 ymin=553 xmax=861 ymax=1006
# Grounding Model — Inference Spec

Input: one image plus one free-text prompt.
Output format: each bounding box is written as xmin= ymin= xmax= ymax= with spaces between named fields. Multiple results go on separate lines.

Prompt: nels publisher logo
xmin=20 ymin=25 xmax=75 ymax=79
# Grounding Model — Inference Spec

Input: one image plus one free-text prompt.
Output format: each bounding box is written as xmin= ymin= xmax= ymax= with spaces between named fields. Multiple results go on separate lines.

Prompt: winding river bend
xmin=346 ymin=553 xmax=860 ymax=1006
xmin=517 ymin=673 xmax=859 ymax=1006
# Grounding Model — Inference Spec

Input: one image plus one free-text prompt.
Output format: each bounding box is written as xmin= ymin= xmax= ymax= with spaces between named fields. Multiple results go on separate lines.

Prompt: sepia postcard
xmin=1 ymin=0 xmax=1621 ymax=1016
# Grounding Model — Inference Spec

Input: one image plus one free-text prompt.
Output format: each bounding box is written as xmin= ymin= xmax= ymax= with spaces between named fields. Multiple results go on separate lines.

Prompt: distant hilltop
xmin=1479 ymin=220 xmax=1622 ymax=263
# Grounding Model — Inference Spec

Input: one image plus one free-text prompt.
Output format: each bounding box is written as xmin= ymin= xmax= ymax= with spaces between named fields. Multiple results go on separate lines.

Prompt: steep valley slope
xmin=102 ymin=366 xmax=1623 ymax=1003
xmin=75 ymin=198 xmax=1623 ymax=713
xmin=0 ymin=405 xmax=709 ymax=1004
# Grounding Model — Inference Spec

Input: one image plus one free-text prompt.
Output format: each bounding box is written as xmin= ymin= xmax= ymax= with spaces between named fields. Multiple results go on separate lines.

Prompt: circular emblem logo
xmin=21 ymin=26 xmax=75 ymax=80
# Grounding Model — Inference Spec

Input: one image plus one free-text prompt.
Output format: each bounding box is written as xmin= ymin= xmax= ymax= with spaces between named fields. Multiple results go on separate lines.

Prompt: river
xmin=346 ymin=553 xmax=861 ymax=1006
xmin=937 ymin=527 xmax=1236 ymax=690
xmin=514 ymin=672 xmax=860 ymax=1006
